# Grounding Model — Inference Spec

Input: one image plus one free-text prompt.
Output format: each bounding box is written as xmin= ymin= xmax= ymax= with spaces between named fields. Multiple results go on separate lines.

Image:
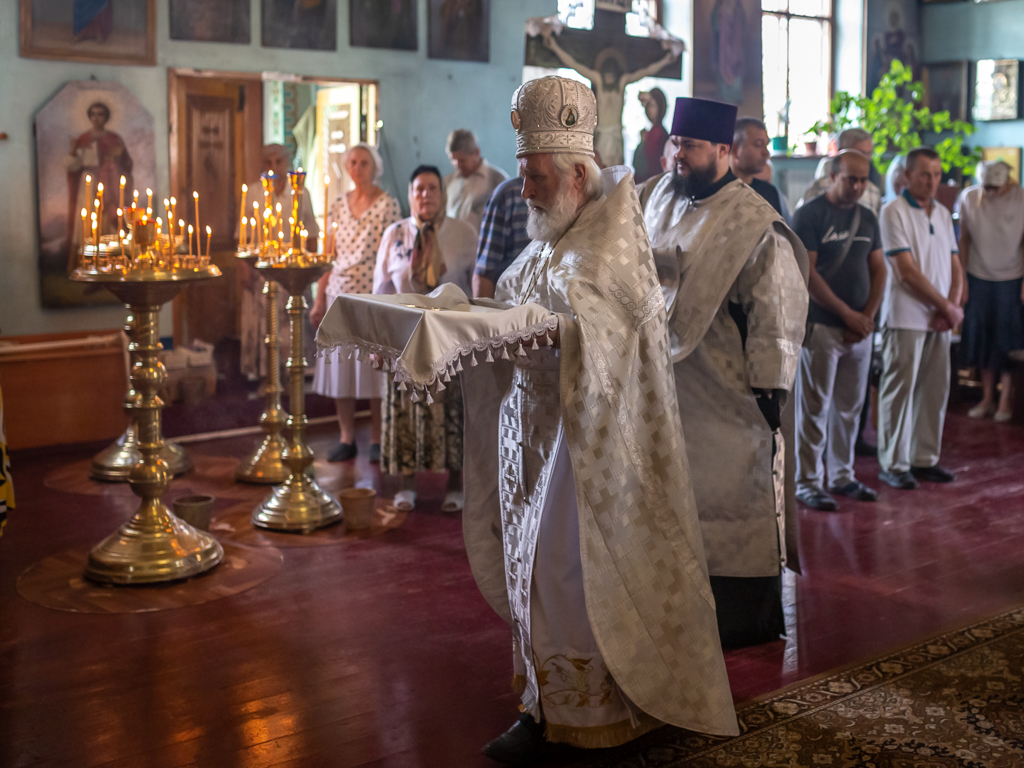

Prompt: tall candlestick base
xmin=90 ymin=423 xmax=192 ymax=481
xmin=236 ymin=264 xmax=289 ymax=484
xmin=71 ymin=265 xmax=224 ymax=584
xmin=90 ymin=306 xmax=191 ymax=481
xmin=251 ymin=263 xmax=342 ymax=533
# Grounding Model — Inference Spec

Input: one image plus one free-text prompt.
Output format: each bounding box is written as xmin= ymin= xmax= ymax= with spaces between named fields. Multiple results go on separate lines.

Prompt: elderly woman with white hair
xmin=310 ymin=143 xmax=402 ymax=463
xmin=956 ymin=159 xmax=1024 ymax=421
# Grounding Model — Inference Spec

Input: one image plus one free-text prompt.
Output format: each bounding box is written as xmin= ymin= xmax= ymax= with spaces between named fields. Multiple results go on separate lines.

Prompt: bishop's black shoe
xmin=482 ymin=713 xmax=550 ymax=765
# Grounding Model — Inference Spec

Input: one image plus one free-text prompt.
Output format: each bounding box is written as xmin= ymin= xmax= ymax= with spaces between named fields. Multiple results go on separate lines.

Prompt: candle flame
xmin=120 ymin=175 xmax=126 ymax=186
xmin=97 ymin=182 xmax=104 ymax=192
xmin=116 ymin=207 xmax=123 ymax=216
xmin=86 ymin=175 xmax=92 ymax=183
xmin=146 ymin=208 xmax=152 ymax=215
xmin=146 ymin=188 xmax=152 ymax=196
xmin=242 ymin=184 xmax=248 ymax=193
xmin=324 ymin=175 xmax=329 ymax=185
xmin=188 ymin=225 xmax=194 ymax=233
xmin=81 ymin=208 xmax=87 ymax=218
xmin=206 ymin=226 xmax=211 ymax=235
xmin=193 ymin=191 xmax=199 ymax=199
xmin=178 ymin=219 xmax=185 ymax=228
xmin=94 ymin=199 xmax=100 ymax=208
xmin=170 ymin=196 xmax=177 ymax=205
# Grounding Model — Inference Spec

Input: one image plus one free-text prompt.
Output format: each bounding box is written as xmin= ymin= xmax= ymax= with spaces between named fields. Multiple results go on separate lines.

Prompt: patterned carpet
xmin=578 ymin=607 xmax=1024 ymax=767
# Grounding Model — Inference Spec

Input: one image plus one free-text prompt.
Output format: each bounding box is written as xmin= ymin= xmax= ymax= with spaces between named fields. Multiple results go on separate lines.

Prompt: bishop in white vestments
xmin=641 ymin=97 xmax=809 ymax=650
xmin=314 ymin=78 xmax=736 ymax=764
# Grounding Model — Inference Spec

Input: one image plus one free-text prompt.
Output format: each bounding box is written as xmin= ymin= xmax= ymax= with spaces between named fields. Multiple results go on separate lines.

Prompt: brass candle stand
xmin=90 ymin=306 xmax=192 ymax=481
xmin=70 ymin=199 xmax=224 ymax=584
xmin=251 ymin=262 xmax=342 ymax=533
xmin=234 ymin=254 xmax=289 ymax=484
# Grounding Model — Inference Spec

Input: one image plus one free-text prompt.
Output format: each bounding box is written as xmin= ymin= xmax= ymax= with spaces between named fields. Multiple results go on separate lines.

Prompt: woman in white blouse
xmin=310 ymin=143 xmax=402 ymax=463
xmin=373 ymin=165 xmax=477 ymax=511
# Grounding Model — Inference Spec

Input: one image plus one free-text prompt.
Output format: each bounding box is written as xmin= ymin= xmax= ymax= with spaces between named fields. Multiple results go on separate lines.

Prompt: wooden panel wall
xmin=0 ymin=331 xmax=128 ymax=450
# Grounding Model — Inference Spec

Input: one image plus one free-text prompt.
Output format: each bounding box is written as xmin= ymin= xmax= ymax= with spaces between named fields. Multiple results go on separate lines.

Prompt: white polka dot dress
xmin=313 ymin=191 xmax=402 ymax=399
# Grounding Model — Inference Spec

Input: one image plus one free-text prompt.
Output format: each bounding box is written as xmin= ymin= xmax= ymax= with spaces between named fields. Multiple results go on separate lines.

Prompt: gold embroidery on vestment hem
xmin=512 ymin=674 xmax=528 ymax=696
xmin=543 ymin=712 xmax=662 ymax=749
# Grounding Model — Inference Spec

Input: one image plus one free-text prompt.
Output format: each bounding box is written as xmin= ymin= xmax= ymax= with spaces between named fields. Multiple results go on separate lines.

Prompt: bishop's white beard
xmin=526 ymin=180 xmax=581 ymax=244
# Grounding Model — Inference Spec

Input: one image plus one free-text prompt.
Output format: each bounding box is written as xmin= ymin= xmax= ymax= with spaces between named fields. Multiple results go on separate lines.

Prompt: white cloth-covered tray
xmin=315 ymin=283 xmax=558 ymax=397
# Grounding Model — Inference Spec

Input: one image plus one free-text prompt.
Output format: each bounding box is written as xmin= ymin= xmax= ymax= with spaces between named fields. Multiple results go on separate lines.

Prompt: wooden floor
xmin=2 ymin=406 xmax=1024 ymax=767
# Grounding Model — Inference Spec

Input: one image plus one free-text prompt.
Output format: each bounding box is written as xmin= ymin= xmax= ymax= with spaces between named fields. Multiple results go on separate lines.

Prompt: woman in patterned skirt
xmin=372 ymin=165 xmax=478 ymax=511
xmin=311 ymin=144 xmax=402 ymax=462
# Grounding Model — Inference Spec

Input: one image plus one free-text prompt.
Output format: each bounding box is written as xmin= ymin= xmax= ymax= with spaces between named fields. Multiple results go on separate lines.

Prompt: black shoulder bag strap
xmin=804 ymin=203 xmax=862 ymax=346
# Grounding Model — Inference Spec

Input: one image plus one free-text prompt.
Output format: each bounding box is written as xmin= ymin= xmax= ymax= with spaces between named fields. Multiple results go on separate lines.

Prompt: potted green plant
xmin=809 ymin=59 xmax=981 ymax=178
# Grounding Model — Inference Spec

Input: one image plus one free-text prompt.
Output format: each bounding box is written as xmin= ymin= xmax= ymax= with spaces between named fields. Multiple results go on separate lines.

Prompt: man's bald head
xmin=262 ymin=144 xmax=291 ymax=192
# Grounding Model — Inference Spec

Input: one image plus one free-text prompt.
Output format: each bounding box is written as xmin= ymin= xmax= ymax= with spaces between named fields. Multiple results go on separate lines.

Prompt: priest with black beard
xmin=638 ymin=97 xmax=809 ymax=649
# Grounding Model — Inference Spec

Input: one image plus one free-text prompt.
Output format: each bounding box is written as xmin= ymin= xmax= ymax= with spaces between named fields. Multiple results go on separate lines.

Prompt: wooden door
xmin=168 ymin=72 xmax=262 ymax=348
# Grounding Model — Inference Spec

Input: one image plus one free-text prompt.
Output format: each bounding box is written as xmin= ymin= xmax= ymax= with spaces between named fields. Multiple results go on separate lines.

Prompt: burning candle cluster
xmin=76 ymin=174 xmax=213 ymax=274
xmin=237 ymin=169 xmax=330 ymax=267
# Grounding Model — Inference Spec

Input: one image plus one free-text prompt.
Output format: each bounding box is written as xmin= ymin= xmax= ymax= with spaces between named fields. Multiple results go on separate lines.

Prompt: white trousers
xmin=877 ymin=328 xmax=951 ymax=473
xmin=796 ymin=324 xmax=872 ymax=491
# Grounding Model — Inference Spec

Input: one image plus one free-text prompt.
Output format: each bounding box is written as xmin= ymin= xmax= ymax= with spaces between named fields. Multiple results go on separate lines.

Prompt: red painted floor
xmin=1 ymin=405 xmax=1023 ymax=767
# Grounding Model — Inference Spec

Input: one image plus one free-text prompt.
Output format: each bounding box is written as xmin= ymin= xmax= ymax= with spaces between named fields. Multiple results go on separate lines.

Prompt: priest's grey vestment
xmin=642 ymin=171 xmax=809 ymax=646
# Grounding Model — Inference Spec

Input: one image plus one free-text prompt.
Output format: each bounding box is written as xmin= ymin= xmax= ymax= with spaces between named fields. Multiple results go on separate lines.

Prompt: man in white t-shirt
xmin=877 ymin=147 xmax=964 ymax=490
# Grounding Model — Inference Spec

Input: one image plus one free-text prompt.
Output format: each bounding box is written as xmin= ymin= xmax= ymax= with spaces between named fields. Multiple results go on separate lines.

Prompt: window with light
xmin=761 ymin=0 xmax=832 ymax=144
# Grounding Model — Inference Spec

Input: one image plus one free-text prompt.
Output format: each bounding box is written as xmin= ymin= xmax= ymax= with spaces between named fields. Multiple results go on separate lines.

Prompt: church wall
xmin=0 ymin=0 xmax=553 ymax=338
xmin=921 ymin=0 xmax=1024 ymax=153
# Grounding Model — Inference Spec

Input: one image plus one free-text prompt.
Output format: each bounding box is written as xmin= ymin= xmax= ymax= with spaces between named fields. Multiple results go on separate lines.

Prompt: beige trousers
xmin=877 ymin=328 xmax=951 ymax=473
xmin=796 ymin=323 xmax=872 ymax=492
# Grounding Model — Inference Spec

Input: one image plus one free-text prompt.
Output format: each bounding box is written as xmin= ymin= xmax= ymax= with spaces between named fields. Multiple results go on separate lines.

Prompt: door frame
xmin=166 ymin=68 xmax=382 ymax=345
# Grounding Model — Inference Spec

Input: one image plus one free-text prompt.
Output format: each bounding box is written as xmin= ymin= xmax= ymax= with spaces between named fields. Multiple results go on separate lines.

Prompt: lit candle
xmin=118 ymin=229 xmax=125 ymax=267
xmin=80 ymin=208 xmax=88 ymax=266
xmin=95 ymin=182 xmax=104 ymax=235
xmin=249 ymin=217 xmax=257 ymax=249
xmin=188 ymin=224 xmax=194 ymax=262
xmin=193 ymin=191 xmax=200 ymax=251
xmin=170 ymin=196 xmax=177 ymax=237
xmin=119 ymin=175 xmax=126 ymax=216
xmin=85 ymin=174 xmax=92 ymax=206
xmin=133 ymin=189 xmax=139 ymax=208
xmin=238 ymin=184 xmax=248 ymax=250
xmin=205 ymin=225 xmax=211 ymax=261
xmin=146 ymin=188 xmax=153 ymax=211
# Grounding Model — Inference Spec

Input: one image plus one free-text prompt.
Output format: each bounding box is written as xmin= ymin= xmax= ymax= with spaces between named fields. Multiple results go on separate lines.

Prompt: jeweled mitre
xmin=511 ymin=76 xmax=597 ymax=158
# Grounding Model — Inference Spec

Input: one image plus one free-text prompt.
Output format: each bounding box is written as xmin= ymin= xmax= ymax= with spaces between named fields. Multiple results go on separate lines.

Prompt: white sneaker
xmin=994 ymin=410 xmax=1013 ymax=423
xmin=968 ymin=403 xmax=995 ymax=419
xmin=393 ymin=489 xmax=416 ymax=511
xmin=441 ymin=490 xmax=464 ymax=513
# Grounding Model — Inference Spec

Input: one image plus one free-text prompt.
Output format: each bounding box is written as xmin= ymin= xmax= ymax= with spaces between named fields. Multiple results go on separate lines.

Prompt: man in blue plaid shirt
xmin=471 ymin=177 xmax=531 ymax=298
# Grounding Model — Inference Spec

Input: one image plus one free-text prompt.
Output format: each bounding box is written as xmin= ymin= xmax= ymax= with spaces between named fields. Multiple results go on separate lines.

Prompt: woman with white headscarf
xmin=311 ymin=143 xmax=402 ymax=463
xmin=372 ymin=165 xmax=477 ymax=511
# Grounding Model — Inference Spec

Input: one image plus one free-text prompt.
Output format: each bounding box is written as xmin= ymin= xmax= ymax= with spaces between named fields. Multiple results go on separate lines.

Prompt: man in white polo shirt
xmin=877 ymin=147 xmax=964 ymax=490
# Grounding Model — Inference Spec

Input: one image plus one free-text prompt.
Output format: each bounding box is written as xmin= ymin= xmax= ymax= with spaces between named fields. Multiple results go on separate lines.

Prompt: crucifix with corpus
xmin=525 ymin=1 xmax=684 ymax=166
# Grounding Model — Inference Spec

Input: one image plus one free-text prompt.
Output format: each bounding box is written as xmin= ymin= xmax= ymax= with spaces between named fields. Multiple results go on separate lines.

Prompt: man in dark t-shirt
xmin=792 ymin=150 xmax=887 ymax=511
xmin=729 ymin=117 xmax=786 ymax=217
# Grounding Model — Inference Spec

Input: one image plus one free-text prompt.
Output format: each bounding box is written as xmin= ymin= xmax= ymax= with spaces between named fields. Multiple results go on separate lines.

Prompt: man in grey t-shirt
xmin=792 ymin=150 xmax=887 ymax=511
